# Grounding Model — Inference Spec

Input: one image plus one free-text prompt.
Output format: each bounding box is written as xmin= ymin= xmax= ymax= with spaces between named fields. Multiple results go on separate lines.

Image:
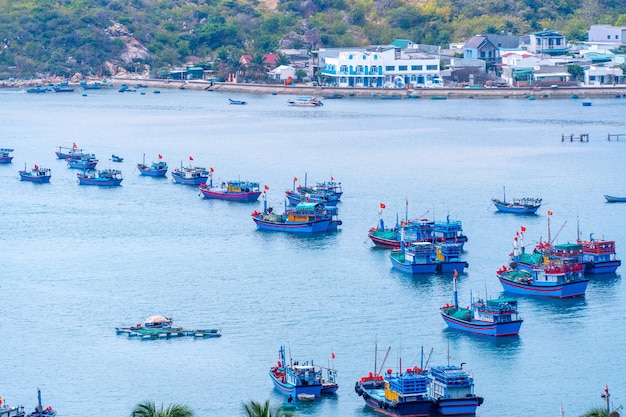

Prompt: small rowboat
xmin=605 ymin=194 xmax=626 ymax=203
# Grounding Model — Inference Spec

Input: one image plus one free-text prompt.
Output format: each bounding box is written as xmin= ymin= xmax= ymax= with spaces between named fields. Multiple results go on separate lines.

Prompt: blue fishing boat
xmin=111 ymin=154 xmax=124 ymax=162
xmin=228 ymin=98 xmax=247 ymax=105
xmin=269 ymin=346 xmax=323 ymax=398
xmin=77 ymin=169 xmax=123 ymax=186
xmin=578 ymin=235 xmax=622 ymax=274
xmin=67 ymin=154 xmax=98 ymax=170
xmin=440 ymin=272 xmax=522 ymax=336
xmin=389 ymin=240 xmax=468 ymax=274
xmin=428 ymin=365 xmax=484 ymax=415
xmin=604 ymin=194 xmax=626 ymax=202
xmin=199 ymin=169 xmax=262 ymax=202
xmin=285 ymin=176 xmax=342 ymax=206
xmin=55 ymin=144 xmax=84 ymax=159
xmin=171 ymin=160 xmax=209 ymax=185
xmin=354 ymin=349 xmax=432 ymax=417
xmin=492 ymin=187 xmax=541 ymax=214
xmin=252 ymin=196 xmax=341 ymax=233
xmin=19 ymin=164 xmax=51 ymax=183
xmin=434 ymin=216 xmax=468 ymax=246
xmin=369 ymin=211 xmax=434 ymax=249
xmin=321 ymin=368 xmax=339 ymax=394
xmin=26 ymin=85 xmax=49 ymax=93
xmin=27 ymin=389 xmax=56 ymax=417
xmin=52 ymin=82 xmax=75 ymax=93
xmin=137 ymin=154 xmax=168 ymax=177
xmin=0 ymin=148 xmax=14 ymax=164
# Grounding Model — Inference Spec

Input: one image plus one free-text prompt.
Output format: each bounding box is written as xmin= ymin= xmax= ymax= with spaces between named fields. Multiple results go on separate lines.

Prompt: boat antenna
xmin=576 ymin=216 xmax=580 ymax=241
xmin=551 ymin=221 xmax=568 ymax=245
xmin=503 ymin=185 xmax=506 ymax=203
xmin=447 ymin=340 xmax=450 ymax=366
xmin=405 ymin=197 xmax=409 ymax=223
xmin=424 ymin=347 xmax=433 ymax=370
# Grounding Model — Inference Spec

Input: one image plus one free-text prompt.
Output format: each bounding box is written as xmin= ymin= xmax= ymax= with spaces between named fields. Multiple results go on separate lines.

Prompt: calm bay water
xmin=2 ymin=87 xmax=626 ymax=417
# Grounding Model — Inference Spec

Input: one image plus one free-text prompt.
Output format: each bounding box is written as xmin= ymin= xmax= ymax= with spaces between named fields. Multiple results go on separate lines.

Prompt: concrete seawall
xmin=9 ymin=77 xmax=626 ymax=99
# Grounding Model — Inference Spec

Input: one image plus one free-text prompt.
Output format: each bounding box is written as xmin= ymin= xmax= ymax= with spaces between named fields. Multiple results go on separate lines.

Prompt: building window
xmin=356 ymin=65 xmax=363 ymax=74
xmin=348 ymin=54 xmax=353 ymax=60
xmin=608 ymin=35 xmax=611 ymax=40
xmin=426 ymin=65 xmax=438 ymax=70
xmin=340 ymin=77 xmax=347 ymax=83
xmin=340 ymin=65 xmax=348 ymax=73
xmin=385 ymin=66 xmax=395 ymax=71
xmin=362 ymin=55 xmax=367 ymax=60
xmin=399 ymin=65 xmax=407 ymax=71
xmin=373 ymin=55 xmax=378 ymax=60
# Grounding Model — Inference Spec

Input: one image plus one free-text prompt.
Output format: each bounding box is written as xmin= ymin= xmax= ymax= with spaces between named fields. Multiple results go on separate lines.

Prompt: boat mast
xmin=503 ymin=185 xmax=506 ymax=203
xmin=377 ymin=346 xmax=391 ymax=377
xmin=453 ymin=270 xmax=459 ymax=309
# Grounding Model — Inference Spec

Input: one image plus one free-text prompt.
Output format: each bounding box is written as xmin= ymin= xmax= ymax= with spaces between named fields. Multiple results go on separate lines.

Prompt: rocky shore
xmin=5 ymin=76 xmax=626 ymax=99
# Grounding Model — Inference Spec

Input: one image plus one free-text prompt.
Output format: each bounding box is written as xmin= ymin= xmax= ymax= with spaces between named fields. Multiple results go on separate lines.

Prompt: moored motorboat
xmin=77 ymin=169 xmax=123 ymax=186
xmin=111 ymin=154 xmax=124 ymax=162
xmin=440 ymin=271 xmax=522 ymax=336
xmin=269 ymin=346 xmax=323 ymax=398
xmin=67 ymin=154 xmax=98 ymax=170
xmin=390 ymin=239 xmax=468 ymax=274
xmin=19 ymin=164 xmax=51 ymax=183
xmin=288 ymin=96 xmax=323 ymax=107
xmin=137 ymin=154 xmax=168 ymax=177
xmin=26 ymin=85 xmax=50 ymax=93
xmin=199 ymin=168 xmax=262 ymax=202
xmin=55 ymin=143 xmax=84 ymax=159
xmin=228 ymin=98 xmax=247 ymax=105
xmin=252 ymin=194 xmax=341 ymax=233
xmin=0 ymin=148 xmax=14 ymax=164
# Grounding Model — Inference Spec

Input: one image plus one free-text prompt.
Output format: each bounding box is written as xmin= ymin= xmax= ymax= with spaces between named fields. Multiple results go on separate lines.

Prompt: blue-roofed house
xmin=528 ymin=30 xmax=568 ymax=55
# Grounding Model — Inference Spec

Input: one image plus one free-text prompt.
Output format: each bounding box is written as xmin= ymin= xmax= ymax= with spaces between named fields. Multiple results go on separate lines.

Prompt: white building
xmin=267 ymin=65 xmax=295 ymax=82
xmin=320 ymin=46 xmax=441 ymax=88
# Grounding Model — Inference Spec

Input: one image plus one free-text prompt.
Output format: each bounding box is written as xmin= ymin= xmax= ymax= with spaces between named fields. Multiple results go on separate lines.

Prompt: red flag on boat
xmin=158 ymin=154 xmax=162 ymax=159
xmin=34 ymin=164 xmax=38 ymax=170
xmin=72 ymin=142 xmax=77 ymax=149
xmin=332 ymin=352 xmax=336 ymax=359
xmin=406 ymin=197 xmax=409 ymax=206
xmin=453 ymin=269 xmax=458 ymax=278
xmin=380 ymin=203 xmax=386 ymax=209
xmin=264 ymin=185 xmax=269 ymax=190
xmin=521 ymin=226 xmax=527 ymax=232
xmin=189 ymin=156 xmax=194 ymax=161
xmin=210 ymin=167 xmax=214 ymax=173
xmin=605 ymin=385 xmax=609 ymax=394
xmin=548 ymin=210 xmax=553 ymax=216
xmin=293 ymin=177 xmax=298 ymax=182
xmin=331 ymin=176 xmax=334 ymax=181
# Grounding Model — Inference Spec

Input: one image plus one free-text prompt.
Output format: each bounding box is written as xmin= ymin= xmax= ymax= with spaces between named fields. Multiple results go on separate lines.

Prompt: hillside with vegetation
xmin=1 ymin=0 xmax=626 ymax=80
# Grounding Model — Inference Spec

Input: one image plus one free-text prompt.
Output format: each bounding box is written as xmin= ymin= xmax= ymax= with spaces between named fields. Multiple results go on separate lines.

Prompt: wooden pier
xmin=561 ymin=133 xmax=589 ymax=142
xmin=608 ymin=134 xmax=626 ymax=141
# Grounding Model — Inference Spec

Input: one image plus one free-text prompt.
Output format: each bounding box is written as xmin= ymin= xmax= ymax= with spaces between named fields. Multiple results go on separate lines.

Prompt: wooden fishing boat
xmin=428 ymin=365 xmax=484 ymax=415
xmin=252 ymin=197 xmax=341 ymax=234
xmin=441 ymin=271 xmax=522 ymax=336
xmin=26 ymin=389 xmax=56 ymax=417
xmin=137 ymin=154 xmax=168 ymax=177
xmin=67 ymin=154 xmax=98 ymax=170
xmin=269 ymin=346 xmax=323 ymax=398
xmin=0 ymin=148 xmax=14 ymax=164
xmin=115 ymin=315 xmax=221 ymax=339
xmin=55 ymin=144 xmax=84 ymax=159
xmin=390 ymin=240 xmax=468 ymax=274
xmin=111 ymin=154 xmax=124 ymax=162
xmin=171 ymin=159 xmax=209 ymax=185
xmin=199 ymin=171 xmax=262 ymax=202
xmin=228 ymin=98 xmax=247 ymax=105
xmin=19 ymin=164 xmax=51 ymax=183
xmin=578 ymin=234 xmax=622 ymax=274
xmin=492 ymin=187 xmax=542 ymax=214
xmin=77 ymin=169 xmax=123 ymax=186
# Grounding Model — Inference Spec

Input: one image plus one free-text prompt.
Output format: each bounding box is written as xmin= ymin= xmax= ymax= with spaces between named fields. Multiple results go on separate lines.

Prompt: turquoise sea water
xmin=2 ymin=88 xmax=626 ymax=417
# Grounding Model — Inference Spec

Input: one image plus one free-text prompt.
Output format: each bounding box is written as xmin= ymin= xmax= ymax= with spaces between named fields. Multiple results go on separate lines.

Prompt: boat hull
xmin=359 ymin=387 xmax=432 ymax=417
xmin=138 ymin=167 xmax=168 ymax=177
xmin=78 ymin=178 xmax=122 ymax=186
xmin=0 ymin=157 xmax=13 ymax=164
xmin=252 ymin=217 xmax=340 ymax=233
xmin=493 ymin=202 xmax=540 ymax=214
xmin=68 ymin=161 xmax=97 ymax=170
xmin=171 ymin=174 xmax=208 ymax=185
xmin=604 ymin=194 xmax=626 ymax=203
xmin=498 ymin=276 xmax=588 ymax=298
xmin=269 ymin=371 xmax=322 ymax=397
xmin=19 ymin=173 xmax=51 ymax=183
xmin=390 ymin=256 xmax=438 ymax=274
xmin=432 ymin=397 xmax=483 ymax=416
xmin=438 ymin=261 xmax=469 ymax=273
xmin=585 ymin=260 xmax=621 ymax=274
xmin=441 ymin=312 xmax=522 ymax=336
xmin=200 ymin=188 xmax=261 ymax=202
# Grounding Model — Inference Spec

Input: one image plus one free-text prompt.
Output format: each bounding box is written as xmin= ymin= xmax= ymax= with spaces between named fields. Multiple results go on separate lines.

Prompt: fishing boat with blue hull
xmin=492 ymin=187 xmax=542 ymax=214
xmin=19 ymin=164 xmax=51 ymax=183
xmin=199 ymin=169 xmax=262 ymax=202
xmin=440 ymin=272 xmax=522 ymax=336
xmin=578 ymin=235 xmax=622 ymax=274
xmin=286 ymin=176 xmax=342 ymax=206
xmin=428 ymin=365 xmax=484 ymax=416
xmin=355 ymin=365 xmax=433 ymax=417
xmin=111 ymin=154 xmax=124 ymax=162
xmin=434 ymin=216 xmax=468 ymax=246
xmin=66 ymin=154 xmax=98 ymax=170
xmin=321 ymin=368 xmax=339 ymax=394
xmin=137 ymin=154 xmax=168 ymax=177
xmin=228 ymin=98 xmax=247 ymax=105
xmin=52 ymin=82 xmax=75 ymax=93
xmin=171 ymin=160 xmax=209 ymax=185
xmin=269 ymin=346 xmax=323 ymax=398
xmin=390 ymin=240 xmax=468 ymax=275
xmin=55 ymin=144 xmax=84 ymax=160
xmin=26 ymin=85 xmax=50 ymax=93
xmin=0 ymin=148 xmax=14 ymax=164
xmin=77 ymin=169 xmax=123 ymax=186
xmin=252 ymin=195 xmax=341 ymax=233
xmin=604 ymin=194 xmax=626 ymax=203
xmin=115 ymin=315 xmax=221 ymax=339
xmin=26 ymin=389 xmax=56 ymax=417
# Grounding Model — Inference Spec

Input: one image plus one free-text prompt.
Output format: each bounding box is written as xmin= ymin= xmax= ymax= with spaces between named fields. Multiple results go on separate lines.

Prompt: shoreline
xmin=5 ymin=76 xmax=626 ymax=99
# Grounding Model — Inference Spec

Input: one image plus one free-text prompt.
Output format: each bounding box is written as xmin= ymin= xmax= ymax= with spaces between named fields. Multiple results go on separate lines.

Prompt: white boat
xmin=287 ymin=96 xmax=323 ymax=107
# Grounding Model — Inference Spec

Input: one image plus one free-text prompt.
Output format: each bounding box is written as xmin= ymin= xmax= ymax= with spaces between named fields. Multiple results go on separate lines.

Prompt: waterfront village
xmin=164 ymin=24 xmax=626 ymax=90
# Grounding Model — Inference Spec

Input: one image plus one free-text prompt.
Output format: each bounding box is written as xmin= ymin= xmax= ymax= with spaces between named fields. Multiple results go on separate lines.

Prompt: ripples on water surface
xmin=2 ymin=89 xmax=625 ymax=417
